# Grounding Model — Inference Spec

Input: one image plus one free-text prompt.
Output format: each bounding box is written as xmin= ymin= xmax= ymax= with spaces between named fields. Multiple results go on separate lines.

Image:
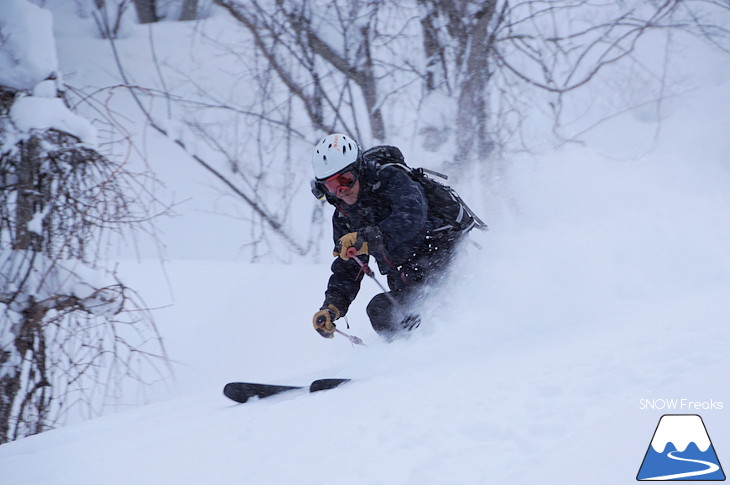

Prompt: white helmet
xmin=311 ymin=133 xmax=360 ymax=180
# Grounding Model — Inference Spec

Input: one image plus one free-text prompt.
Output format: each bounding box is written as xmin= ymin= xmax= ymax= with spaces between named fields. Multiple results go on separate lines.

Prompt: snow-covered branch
xmin=0 ymin=0 xmax=171 ymax=444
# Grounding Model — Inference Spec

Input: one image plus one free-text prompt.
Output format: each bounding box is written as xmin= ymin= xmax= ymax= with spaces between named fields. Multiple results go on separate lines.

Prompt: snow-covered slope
xmin=2 ymin=142 xmax=729 ymax=484
xmin=1 ymin=3 xmax=730 ymax=485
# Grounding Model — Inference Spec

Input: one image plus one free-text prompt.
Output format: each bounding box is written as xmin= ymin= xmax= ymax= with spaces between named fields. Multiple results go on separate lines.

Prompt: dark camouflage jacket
xmin=322 ymin=159 xmax=458 ymax=316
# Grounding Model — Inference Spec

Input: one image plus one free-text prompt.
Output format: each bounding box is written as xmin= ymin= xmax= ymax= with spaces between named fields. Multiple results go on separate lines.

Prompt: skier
xmin=310 ymin=133 xmax=479 ymax=341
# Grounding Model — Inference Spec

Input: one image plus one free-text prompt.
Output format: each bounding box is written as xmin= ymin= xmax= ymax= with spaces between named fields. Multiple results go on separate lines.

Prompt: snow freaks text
xmin=639 ymin=399 xmax=724 ymax=411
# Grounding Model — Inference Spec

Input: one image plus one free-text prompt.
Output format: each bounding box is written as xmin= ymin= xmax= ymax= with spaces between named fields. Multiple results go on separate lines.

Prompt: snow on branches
xmin=0 ymin=0 xmax=170 ymax=444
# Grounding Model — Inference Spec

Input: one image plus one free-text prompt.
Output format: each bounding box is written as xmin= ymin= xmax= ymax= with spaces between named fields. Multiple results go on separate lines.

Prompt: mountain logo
xmin=637 ymin=414 xmax=725 ymax=481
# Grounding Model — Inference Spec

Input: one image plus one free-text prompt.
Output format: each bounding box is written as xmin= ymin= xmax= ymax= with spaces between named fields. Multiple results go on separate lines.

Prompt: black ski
xmin=223 ymin=378 xmax=350 ymax=404
xmin=310 ymin=378 xmax=351 ymax=393
xmin=223 ymin=382 xmax=301 ymax=403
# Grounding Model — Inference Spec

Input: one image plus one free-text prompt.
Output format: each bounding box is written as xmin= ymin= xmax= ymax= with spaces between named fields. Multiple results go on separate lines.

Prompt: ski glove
xmin=312 ymin=304 xmax=341 ymax=339
xmin=334 ymin=226 xmax=383 ymax=261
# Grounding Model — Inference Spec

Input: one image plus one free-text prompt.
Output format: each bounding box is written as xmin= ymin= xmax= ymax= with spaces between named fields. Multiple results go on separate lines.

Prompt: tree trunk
xmin=132 ymin=0 xmax=159 ymax=24
xmin=179 ymin=0 xmax=199 ymax=21
xmin=419 ymin=1 xmax=448 ymax=93
xmin=358 ymin=24 xmax=385 ymax=142
xmin=0 ymin=349 xmax=21 ymax=443
xmin=13 ymin=135 xmax=42 ymax=251
xmin=454 ymin=1 xmax=497 ymax=168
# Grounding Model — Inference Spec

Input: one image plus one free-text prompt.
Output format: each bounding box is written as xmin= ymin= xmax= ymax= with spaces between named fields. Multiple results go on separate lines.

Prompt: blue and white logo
xmin=637 ymin=414 xmax=725 ymax=481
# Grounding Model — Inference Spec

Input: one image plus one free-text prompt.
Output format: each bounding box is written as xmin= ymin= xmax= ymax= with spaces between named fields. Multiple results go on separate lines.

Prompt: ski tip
xmin=310 ymin=378 xmax=351 ymax=393
xmin=223 ymin=382 xmax=301 ymax=404
xmin=223 ymin=382 xmax=250 ymax=403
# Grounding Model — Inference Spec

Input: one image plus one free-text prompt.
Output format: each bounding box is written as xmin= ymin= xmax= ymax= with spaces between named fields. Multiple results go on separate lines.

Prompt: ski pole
xmin=316 ymin=314 xmax=366 ymax=346
xmin=346 ymin=248 xmax=403 ymax=312
xmin=335 ymin=328 xmax=365 ymax=346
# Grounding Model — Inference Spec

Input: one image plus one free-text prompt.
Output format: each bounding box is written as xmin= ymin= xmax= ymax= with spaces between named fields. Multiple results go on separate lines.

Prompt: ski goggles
xmin=321 ymin=170 xmax=357 ymax=197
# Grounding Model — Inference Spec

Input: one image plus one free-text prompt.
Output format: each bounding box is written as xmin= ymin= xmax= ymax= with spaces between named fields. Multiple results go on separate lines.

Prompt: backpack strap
xmin=376 ymin=161 xmax=411 ymax=175
xmin=366 ymin=148 xmax=488 ymax=233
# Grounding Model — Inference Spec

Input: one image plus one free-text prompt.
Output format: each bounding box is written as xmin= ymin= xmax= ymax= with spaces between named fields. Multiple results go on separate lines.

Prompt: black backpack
xmin=361 ymin=145 xmax=487 ymax=235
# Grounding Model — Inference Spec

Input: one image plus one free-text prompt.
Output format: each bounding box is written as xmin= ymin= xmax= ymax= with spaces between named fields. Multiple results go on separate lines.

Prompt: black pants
xmin=366 ymin=289 xmax=421 ymax=341
xmin=366 ymin=234 xmax=461 ymax=340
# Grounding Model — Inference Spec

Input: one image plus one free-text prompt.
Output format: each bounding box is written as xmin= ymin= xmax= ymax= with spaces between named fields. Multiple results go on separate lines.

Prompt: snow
xmin=1 ymin=144 xmax=728 ymax=483
xmin=31 ymin=79 xmax=58 ymax=98
xmin=0 ymin=250 xmax=123 ymax=314
xmin=0 ymin=0 xmax=58 ymax=91
xmin=10 ymin=95 xmax=97 ymax=144
xmin=0 ymin=3 xmax=729 ymax=485
xmin=1 ymin=0 xmax=95 ymax=144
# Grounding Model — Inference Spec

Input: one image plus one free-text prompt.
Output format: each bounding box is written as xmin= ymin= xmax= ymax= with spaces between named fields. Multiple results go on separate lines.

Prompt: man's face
xmin=322 ymin=170 xmax=360 ymax=205
xmin=336 ymin=179 xmax=360 ymax=205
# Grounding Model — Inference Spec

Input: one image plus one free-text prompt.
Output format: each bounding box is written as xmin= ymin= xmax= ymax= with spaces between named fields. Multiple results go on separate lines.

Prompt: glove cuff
xmin=359 ymin=226 xmax=383 ymax=253
xmin=322 ymin=303 xmax=341 ymax=320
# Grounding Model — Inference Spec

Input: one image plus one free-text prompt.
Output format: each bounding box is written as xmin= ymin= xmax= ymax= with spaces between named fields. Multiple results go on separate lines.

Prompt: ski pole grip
xmin=347 ymin=249 xmax=373 ymax=276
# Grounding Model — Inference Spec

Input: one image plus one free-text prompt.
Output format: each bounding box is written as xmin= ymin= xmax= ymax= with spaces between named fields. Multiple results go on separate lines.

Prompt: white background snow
xmin=1 ymin=1 xmax=729 ymax=484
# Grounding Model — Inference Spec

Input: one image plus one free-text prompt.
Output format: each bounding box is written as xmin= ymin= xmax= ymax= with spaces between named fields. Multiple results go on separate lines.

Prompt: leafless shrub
xmin=0 ymin=85 xmax=172 ymax=443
